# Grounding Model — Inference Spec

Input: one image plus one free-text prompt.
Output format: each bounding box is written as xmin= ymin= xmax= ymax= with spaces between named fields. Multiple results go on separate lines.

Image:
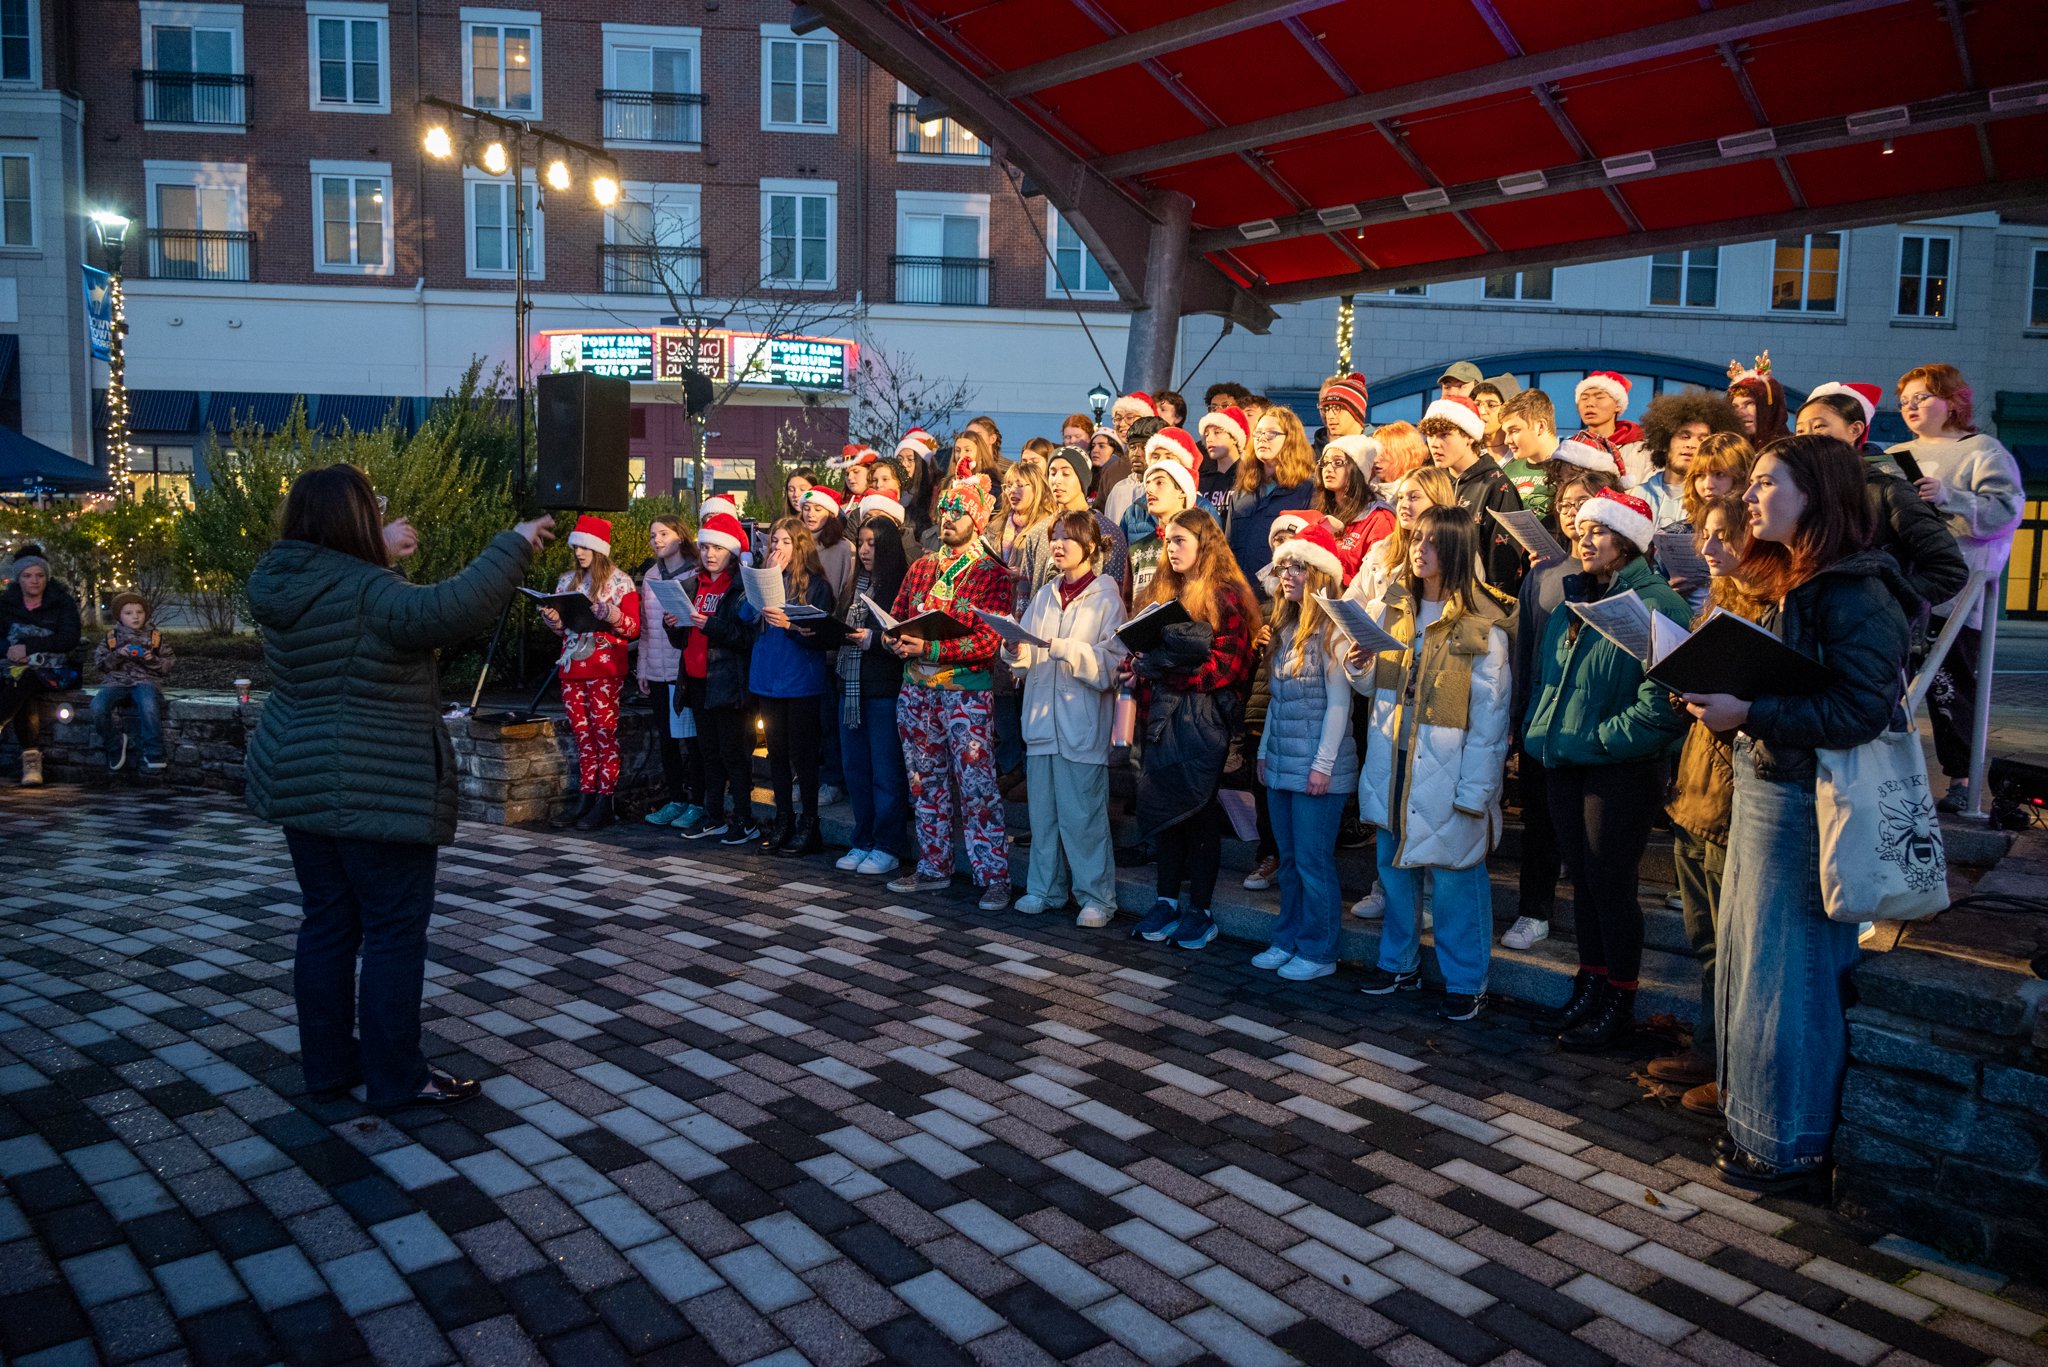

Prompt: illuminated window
xmin=1896 ymin=233 xmax=1953 ymax=319
xmin=1771 ymin=233 xmax=1841 ymax=313
xmin=463 ymin=8 xmax=537 ymax=115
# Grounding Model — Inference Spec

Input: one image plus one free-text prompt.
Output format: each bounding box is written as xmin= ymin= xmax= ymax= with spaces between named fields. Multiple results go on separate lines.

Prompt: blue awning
xmin=0 ymin=424 xmax=109 ymax=494
xmin=316 ymin=394 xmax=411 ymax=434
xmin=206 ymin=391 xmax=297 ymax=433
xmin=132 ymin=390 xmax=201 ymax=434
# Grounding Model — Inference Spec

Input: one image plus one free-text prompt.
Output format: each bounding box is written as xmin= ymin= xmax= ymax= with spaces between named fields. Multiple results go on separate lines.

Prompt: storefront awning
xmin=0 ymin=424 xmax=109 ymax=495
xmin=206 ymin=391 xmax=297 ymax=433
xmin=316 ymin=394 xmax=414 ymax=434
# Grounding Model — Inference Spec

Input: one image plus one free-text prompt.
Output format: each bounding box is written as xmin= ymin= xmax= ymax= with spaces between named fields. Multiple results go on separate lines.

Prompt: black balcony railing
xmin=135 ymin=69 xmax=251 ymax=126
xmin=893 ymin=255 xmax=991 ymax=307
xmin=148 ymin=229 xmax=254 ymax=282
xmin=890 ymin=103 xmax=984 ymax=159
xmin=599 ymin=89 xmax=706 ymax=144
xmin=600 ymin=243 xmax=703 ymax=295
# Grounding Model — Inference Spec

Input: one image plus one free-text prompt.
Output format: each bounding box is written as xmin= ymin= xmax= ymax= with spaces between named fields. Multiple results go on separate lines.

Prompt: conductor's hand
xmin=515 ymin=514 xmax=557 ymax=551
xmin=383 ymin=517 xmax=419 ymax=560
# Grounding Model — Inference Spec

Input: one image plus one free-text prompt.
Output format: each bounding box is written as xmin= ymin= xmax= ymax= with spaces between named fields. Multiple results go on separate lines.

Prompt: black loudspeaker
xmin=536 ymin=371 xmax=631 ymax=510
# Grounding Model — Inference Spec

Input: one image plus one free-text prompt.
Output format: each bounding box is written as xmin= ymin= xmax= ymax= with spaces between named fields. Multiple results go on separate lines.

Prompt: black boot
xmin=1560 ymin=986 xmax=1635 ymax=1051
xmin=1536 ymin=970 xmax=1603 ymax=1031
xmin=549 ymin=794 xmax=593 ymax=829
xmin=789 ymin=813 xmax=824 ymax=856
xmin=762 ymin=810 xmax=794 ymax=853
xmin=575 ymin=795 xmax=615 ymax=831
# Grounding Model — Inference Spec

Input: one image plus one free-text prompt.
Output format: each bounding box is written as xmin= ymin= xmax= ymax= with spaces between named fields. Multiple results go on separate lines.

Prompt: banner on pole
xmin=83 ymin=266 xmax=113 ymax=361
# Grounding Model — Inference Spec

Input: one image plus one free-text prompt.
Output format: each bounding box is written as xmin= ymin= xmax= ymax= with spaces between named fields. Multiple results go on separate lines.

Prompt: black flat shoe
xmin=303 ymin=1079 xmax=361 ymax=1102
xmin=1715 ymin=1147 xmax=1824 ymax=1195
xmin=373 ymin=1070 xmax=481 ymax=1112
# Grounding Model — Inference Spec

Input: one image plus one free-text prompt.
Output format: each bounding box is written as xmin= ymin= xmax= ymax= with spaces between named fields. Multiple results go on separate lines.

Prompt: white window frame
xmin=895 ymin=190 xmax=989 ymax=305
xmin=892 ymin=80 xmax=986 ymax=164
xmin=309 ymin=159 xmax=392 ymax=276
xmin=1 ymin=0 xmax=40 ymax=86
xmin=1045 ymin=206 xmax=1115 ymax=300
xmin=1647 ymin=247 xmax=1719 ymax=310
xmin=759 ymin=24 xmax=836 ymax=134
xmin=306 ymin=1 xmax=388 ymax=113
xmin=0 ymin=148 xmax=34 ymax=249
xmin=607 ymin=180 xmax=703 ymax=293
xmin=461 ymin=7 xmax=540 ymax=119
xmin=1767 ymin=232 xmax=1844 ymax=315
xmin=601 ymin=23 xmax=702 ymax=148
xmin=1895 ymin=230 xmax=1955 ymax=320
xmin=2029 ymin=245 xmax=2048 ymax=332
xmin=759 ymin=177 xmax=835 ymax=289
xmin=137 ymin=2 xmax=245 ymax=129
xmin=1481 ymin=268 xmax=1553 ymax=303
xmin=143 ymin=159 xmax=249 ymax=231
xmin=464 ymin=167 xmax=543 ymax=279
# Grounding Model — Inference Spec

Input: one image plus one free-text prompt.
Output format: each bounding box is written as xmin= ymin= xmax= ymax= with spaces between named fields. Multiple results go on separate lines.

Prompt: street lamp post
xmin=1087 ymin=383 xmax=1112 ymax=426
xmin=89 ymin=210 xmax=136 ymax=504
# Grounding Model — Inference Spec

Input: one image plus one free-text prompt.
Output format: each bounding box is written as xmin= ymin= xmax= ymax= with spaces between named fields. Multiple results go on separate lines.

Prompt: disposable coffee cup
xmin=234 ymin=678 xmax=252 ymax=704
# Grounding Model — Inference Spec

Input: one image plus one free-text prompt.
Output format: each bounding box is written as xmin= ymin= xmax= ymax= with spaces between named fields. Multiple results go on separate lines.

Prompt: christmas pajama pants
xmin=898 ymin=683 xmax=1008 ymax=887
xmin=561 ymin=678 xmax=622 ymax=794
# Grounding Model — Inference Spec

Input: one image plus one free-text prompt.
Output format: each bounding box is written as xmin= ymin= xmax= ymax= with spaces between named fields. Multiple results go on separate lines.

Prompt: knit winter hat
xmin=895 ymin=427 xmax=941 ymax=464
xmin=1806 ymin=381 xmax=1880 ymax=429
xmin=1317 ymin=373 xmax=1370 ymax=426
xmin=858 ymin=492 xmax=906 ymax=525
xmin=697 ymin=513 xmax=746 ymax=557
xmin=568 ymin=515 xmax=613 ymax=556
xmin=1046 ymin=445 xmax=1094 ymax=497
xmin=1421 ymin=396 xmax=1486 ymax=442
xmin=801 ymin=486 xmax=844 ymax=518
xmin=109 ymin=591 xmax=148 ymax=618
xmin=1271 ymin=523 xmax=1346 ymax=582
xmin=1549 ymin=438 xmax=1619 ymax=474
xmin=1113 ymin=392 xmax=1158 ymax=424
xmin=1089 ymin=428 xmax=1128 ymax=460
xmin=1268 ymin=511 xmax=1311 ymax=547
xmin=1143 ymin=428 xmax=1203 ymax=506
xmin=1196 ymin=405 xmax=1250 ymax=451
xmin=827 ymin=443 xmax=880 ymax=470
xmin=1575 ymin=371 xmax=1632 ymax=413
xmin=1575 ymin=488 xmax=1656 ymax=552
xmin=1323 ymin=434 xmax=1380 ymax=482
xmin=938 ymin=465 xmax=997 ymax=533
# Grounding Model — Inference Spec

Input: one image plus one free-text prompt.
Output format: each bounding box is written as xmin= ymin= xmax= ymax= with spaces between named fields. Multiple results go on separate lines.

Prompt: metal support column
xmin=1120 ymin=190 xmax=1194 ymax=397
xmin=1965 ymin=578 xmax=1999 ymax=820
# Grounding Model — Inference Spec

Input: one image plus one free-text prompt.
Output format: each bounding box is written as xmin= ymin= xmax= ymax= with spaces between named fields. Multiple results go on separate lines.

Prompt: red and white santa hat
xmin=697 ymin=512 xmax=747 ymax=557
xmin=568 ymin=515 xmax=613 ymax=556
xmin=1422 ymin=396 xmax=1486 ymax=442
xmin=1576 ymin=487 xmax=1657 ymax=552
xmin=1143 ymin=427 xmax=1203 ymax=505
xmin=1550 ymin=438 xmax=1619 ymax=475
xmin=1271 ymin=523 xmax=1346 ymax=582
xmin=700 ymin=494 xmax=741 ymax=523
xmin=1323 ymin=434 xmax=1380 ymax=481
xmin=827 ymin=443 xmax=880 ymax=470
xmin=1806 ymin=381 xmax=1880 ymax=429
xmin=1575 ymin=370 xmax=1633 ymax=413
xmin=858 ymin=492 xmax=906 ymax=524
xmin=1317 ymin=373 xmax=1371 ymax=426
xmin=1197 ymin=405 xmax=1250 ymax=451
xmin=801 ymin=485 xmax=844 ymax=518
xmin=1113 ymin=391 xmax=1159 ymax=423
xmin=895 ymin=427 xmax=940 ymax=463
xmin=1268 ymin=511 xmax=1312 ymax=545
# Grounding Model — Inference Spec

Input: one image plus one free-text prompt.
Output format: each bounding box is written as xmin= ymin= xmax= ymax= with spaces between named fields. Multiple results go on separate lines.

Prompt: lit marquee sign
xmin=730 ymin=335 xmax=853 ymax=390
xmin=545 ymin=331 xmax=655 ymax=380
xmin=538 ymin=328 xmax=856 ymax=391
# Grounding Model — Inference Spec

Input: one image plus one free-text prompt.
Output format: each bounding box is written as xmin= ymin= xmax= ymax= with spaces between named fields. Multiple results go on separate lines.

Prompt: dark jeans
xmin=841 ymin=695 xmax=908 ymax=853
xmin=92 ymin=683 xmax=165 ymax=763
xmin=818 ymin=692 xmax=845 ymax=789
xmin=649 ymin=680 xmax=704 ymax=805
xmin=0 ymin=674 xmax=51 ymax=749
xmin=688 ymin=683 xmax=754 ymax=829
xmin=993 ymin=689 xmax=1025 ymax=776
xmin=1157 ymin=799 xmax=1224 ymax=910
xmin=1672 ymin=823 xmax=1724 ymax=1052
xmin=1546 ymin=759 xmax=1662 ymax=987
xmin=284 ymin=829 xmax=437 ymax=1106
xmin=1516 ymin=748 xmax=1561 ymax=919
xmin=758 ymin=694 xmax=822 ymax=820
xmin=1927 ymin=622 xmax=1978 ymax=779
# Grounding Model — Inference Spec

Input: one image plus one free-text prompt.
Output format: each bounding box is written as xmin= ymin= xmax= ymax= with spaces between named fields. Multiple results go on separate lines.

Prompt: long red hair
xmin=1145 ymin=508 xmax=1262 ymax=636
xmin=1736 ymin=435 xmax=1873 ymax=600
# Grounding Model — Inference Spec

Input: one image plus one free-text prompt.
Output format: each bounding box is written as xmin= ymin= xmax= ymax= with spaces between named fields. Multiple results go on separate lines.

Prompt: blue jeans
xmin=1374 ymin=830 xmax=1495 ymax=996
xmin=1717 ymin=737 xmax=1863 ymax=1168
xmin=92 ymin=683 xmax=164 ymax=763
xmin=841 ymin=695 xmax=908 ymax=854
xmin=1267 ymin=787 xmax=1346 ymax=965
xmin=284 ymin=829 xmax=437 ymax=1106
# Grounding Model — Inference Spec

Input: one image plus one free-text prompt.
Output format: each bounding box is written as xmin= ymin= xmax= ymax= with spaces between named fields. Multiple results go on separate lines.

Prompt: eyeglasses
xmin=1253 ymin=429 xmax=1286 ymax=441
xmin=1900 ymin=392 xmax=1940 ymax=410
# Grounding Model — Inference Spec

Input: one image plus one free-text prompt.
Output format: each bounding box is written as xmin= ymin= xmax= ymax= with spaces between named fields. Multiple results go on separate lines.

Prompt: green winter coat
xmin=1521 ymin=555 xmax=1690 ymax=769
xmin=244 ymin=531 xmax=533 ymax=845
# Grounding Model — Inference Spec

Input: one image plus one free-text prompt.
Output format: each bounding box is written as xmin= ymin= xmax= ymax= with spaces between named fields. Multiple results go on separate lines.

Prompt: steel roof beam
xmin=1097 ymin=0 xmax=1906 ymax=178
xmin=1257 ymin=177 xmax=2048 ymax=304
xmin=988 ymin=0 xmax=1348 ymax=97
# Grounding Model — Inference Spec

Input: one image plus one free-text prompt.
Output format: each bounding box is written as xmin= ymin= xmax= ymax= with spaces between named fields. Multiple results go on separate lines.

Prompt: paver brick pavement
xmin=1 ymin=788 xmax=2044 ymax=1365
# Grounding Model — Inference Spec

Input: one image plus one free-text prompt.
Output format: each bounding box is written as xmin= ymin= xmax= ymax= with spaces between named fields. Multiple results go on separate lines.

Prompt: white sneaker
xmin=1350 ymin=890 xmax=1385 ymax=919
xmin=1251 ymin=946 xmax=1293 ymax=970
xmin=855 ymin=851 xmax=900 ymax=876
xmin=18 ymin=749 xmax=42 ymax=787
xmin=1013 ymin=894 xmax=1048 ymax=915
xmin=835 ymin=848 xmax=869 ymax=872
xmin=1076 ymin=904 xmax=1113 ymax=928
xmin=1278 ymin=957 xmax=1335 ymax=981
xmin=1501 ymin=916 xmax=1549 ymax=950
xmin=1663 ymin=890 xmax=1685 ymax=910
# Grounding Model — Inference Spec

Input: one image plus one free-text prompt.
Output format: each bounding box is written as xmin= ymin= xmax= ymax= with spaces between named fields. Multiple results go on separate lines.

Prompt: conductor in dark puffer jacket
xmin=245 ymin=464 xmax=554 ymax=1111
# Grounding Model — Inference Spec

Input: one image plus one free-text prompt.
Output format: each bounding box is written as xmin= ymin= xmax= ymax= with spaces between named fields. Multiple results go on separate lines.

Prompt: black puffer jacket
xmin=0 ymin=579 xmax=83 ymax=663
xmin=1864 ymin=465 xmax=1969 ymax=621
xmin=672 ymin=578 xmax=752 ymax=711
xmin=1135 ymin=622 xmax=1240 ymax=832
xmin=1742 ymin=549 xmax=1914 ymax=783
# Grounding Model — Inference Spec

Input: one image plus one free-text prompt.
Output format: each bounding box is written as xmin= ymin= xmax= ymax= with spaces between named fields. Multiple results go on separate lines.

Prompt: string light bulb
xmin=1334 ymin=293 xmax=1355 ymax=373
xmin=544 ymin=158 xmax=571 ymax=191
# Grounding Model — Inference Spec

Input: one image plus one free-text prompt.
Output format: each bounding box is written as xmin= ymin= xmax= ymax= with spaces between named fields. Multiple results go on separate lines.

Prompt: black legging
xmin=1545 ymin=759 xmax=1662 ymax=987
xmin=649 ymin=680 xmax=705 ymax=806
xmin=1157 ymin=799 xmax=1224 ymax=910
xmin=758 ymin=694 xmax=822 ymax=820
xmin=0 ymin=675 xmax=51 ymax=750
xmin=1517 ymin=747 xmax=1561 ymax=920
xmin=687 ymin=680 xmax=754 ymax=829
xmin=1927 ymin=623 xmax=1979 ymax=780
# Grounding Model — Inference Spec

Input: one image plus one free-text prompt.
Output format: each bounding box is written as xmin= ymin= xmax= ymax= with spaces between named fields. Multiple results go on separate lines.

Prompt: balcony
xmin=893 ymin=255 xmax=991 ymax=307
xmin=147 ymin=229 xmax=255 ymax=282
xmin=135 ymin=70 xmax=251 ymax=127
xmin=890 ymin=103 xmax=984 ymax=160
xmin=599 ymin=243 xmax=703 ymax=295
xmin=599 ymin=89 xmax=705 ymax=145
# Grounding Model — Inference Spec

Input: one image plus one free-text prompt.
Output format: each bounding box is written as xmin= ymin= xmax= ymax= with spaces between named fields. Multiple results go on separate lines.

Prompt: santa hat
xmin=827 ymin=443 xmax=880 ymax=470
xmin=1197 ymin=405 xmax=1250 ymax=451
xmin=1268 ymin=511 xmax=1311 ymax=546
xmin=1272 ymin=523 xmax=1346 ymax=582
xmin=895 ymin=427 xmax=940 ymax=463
xmin=1550 ymin=438 xmax=1619 ymax=475
xmin=1113 ymin=392 xmax=1158 ymax=424
xmin=1323 ymin=434 xmax=1380 ymax=482
xmin=1090 ymin=427 xmax=1128 ymax=458
xmin=1576 ymin=488 xmax=1656 ymax=552
xmin=1806 ymin=381 xmax=1880 ymax=429
xmin=1422 ymin=396 xmax=1485 ymax=442
xmin=1317 ymin=373 xmax=1370 ymax=426
xmin=568 ymin=515 xmax=613 ymax=556
xmin=1575 ymin=371 xmax=1632 ymax=413
xmin=1143 ymin=428 xmax=1203 ymax=506
xmin=858 ymin=492 xmax=905 ymax=525
xmin=801 ymin=486 xmax=844 ymax=518
xmin=701 ymin=494 xmax=741 ymax=523
xmin=697 ymin=513 xmax=746 ymax=557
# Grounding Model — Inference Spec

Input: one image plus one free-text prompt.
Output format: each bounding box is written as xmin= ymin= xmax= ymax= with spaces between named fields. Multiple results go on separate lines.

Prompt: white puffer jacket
xmin=1348 ymin=581 xmax=1513 ymax=870
xmin=1010 ymin=573 xmax=1127 ymax=764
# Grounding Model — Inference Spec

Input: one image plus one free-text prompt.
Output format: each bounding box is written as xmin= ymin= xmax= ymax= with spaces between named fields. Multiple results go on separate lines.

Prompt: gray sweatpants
xmin=1025 ymin=753 xmax=1117 ymax=912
